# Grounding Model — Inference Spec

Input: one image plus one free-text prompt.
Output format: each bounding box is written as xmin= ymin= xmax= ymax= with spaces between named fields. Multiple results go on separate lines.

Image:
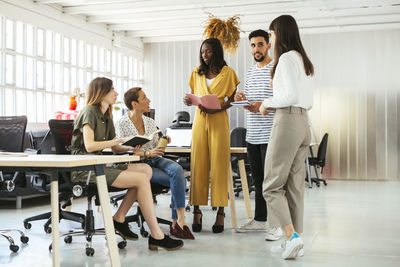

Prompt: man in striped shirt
xmin=234 ymin=29 xmax=283 ymax=241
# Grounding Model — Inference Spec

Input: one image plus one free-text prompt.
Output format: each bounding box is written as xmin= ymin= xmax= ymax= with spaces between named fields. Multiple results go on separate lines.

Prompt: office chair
xmin=109 ymin=176 xmax=172 ymax=237
xmin=0 ymin=116 xmax=30 ymax=252
xmin=308 ymin=133 xmax=329 ymax=187
xmin=0 ymin=116 xmax=28 ymax=193
xmin=128 ymin=185 xmax=172 ymax=238
xmin=170 ymin=111 xmax=192 ymax=129
xmin=28 ymin=129 xmax=55 ymax=154
xmin=46 ymin=119 xmax=126 ymax=256
xmin=23 ymin=123 xmax=86 ymax=234
xmin=230 ymin=127 xmax=253 ymax=197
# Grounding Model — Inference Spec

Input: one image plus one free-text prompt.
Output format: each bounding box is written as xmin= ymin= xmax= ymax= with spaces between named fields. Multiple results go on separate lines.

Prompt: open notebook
xmin=166 ymin=128 xmax=192 ymax=147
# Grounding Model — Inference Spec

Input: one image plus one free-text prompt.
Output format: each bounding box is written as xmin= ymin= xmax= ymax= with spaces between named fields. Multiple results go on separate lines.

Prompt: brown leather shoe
xmin=170 ymin=224 xmax=195 ymax=240
xmin=182 ymin=225 xmax=195 ymax=240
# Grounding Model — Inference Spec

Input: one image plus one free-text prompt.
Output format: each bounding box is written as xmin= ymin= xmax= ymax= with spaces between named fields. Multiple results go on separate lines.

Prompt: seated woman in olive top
xmin=70 ymin=77 xmax=183 ymax=251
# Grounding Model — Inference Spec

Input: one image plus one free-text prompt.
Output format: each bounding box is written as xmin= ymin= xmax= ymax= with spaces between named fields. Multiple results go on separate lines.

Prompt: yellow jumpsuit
xmin=189 ymin=66 xmax=240 ymax=207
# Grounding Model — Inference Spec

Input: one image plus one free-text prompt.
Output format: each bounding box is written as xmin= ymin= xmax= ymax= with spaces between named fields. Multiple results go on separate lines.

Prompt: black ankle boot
xmin=191 ymin=210 xmax=203 ymax=232
xmin=212 ymin=212 xmax=225 ymax=234
xmin=113 ymin=220 xmax=138 ymax=240
xmin=148 ymin=235 xmax=184 ymax=251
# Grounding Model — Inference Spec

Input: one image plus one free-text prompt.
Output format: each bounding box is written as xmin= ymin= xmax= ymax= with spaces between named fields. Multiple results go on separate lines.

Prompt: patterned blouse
xmin=116 ymin=113 xmax=158 ymax=151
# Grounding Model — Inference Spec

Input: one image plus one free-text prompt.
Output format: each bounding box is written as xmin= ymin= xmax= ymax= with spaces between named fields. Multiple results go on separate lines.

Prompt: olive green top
xmin=71 ymin=105 xmax=116 ymax=155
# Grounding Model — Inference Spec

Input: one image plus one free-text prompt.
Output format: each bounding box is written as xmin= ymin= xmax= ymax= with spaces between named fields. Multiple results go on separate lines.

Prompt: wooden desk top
xmin=165 ymin=147 xmax=247 ymax=154
xmin=103 ymin=147 xmax=247 ymax=155
xmin=0 ymin=154 xmax=140 ymax=168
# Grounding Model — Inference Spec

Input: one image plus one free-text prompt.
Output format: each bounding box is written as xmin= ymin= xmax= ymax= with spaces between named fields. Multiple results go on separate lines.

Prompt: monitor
xmin=166 ymin=128 xmax=192 ymax=147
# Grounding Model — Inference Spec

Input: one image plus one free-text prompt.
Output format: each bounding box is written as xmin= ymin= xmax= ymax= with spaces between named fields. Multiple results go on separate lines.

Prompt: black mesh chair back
xmin=48 ymin=120 xmax=74 ymax=155
xmin=29 ymin=129 xmax=55 ymax=154
xmin=0 ymin=116 xmax=28 ymax=152
xmin=317 ymin=133 xmax=329 ymax=167
xmin=230 ymin=127 xmax=246 ymax=147
xmin=306 ymin=133 xmax=329 ymax=187
xmin=229 ymin=127 xmax=252 ymax=196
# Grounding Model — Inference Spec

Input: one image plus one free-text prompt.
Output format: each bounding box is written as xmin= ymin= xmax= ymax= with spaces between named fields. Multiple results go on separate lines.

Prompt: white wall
xmin=144 ymin=29 xmax=400 ymax=181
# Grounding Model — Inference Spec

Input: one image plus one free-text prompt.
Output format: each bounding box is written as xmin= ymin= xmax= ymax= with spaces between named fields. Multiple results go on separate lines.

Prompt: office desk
xmin=164 ymin=147 xmax=251 ymax=228
xmin=0 ymin=154 xmax=139 ymax=267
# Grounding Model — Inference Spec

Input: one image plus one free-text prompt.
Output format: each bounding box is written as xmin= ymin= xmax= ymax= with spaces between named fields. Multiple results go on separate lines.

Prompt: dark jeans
xmin=246 ymin=142 xmax=268 ymax=222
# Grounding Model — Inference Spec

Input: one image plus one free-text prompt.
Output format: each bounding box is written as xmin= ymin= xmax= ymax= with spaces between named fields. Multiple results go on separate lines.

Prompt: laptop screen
xmin=166 ymin=128 xmax=192 ymax=147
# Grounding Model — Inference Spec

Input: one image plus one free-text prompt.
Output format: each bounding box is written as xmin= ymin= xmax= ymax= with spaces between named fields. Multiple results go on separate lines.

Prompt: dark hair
xmin=86 ymin=77 xmax=113 ymax=116
xmin=248 ymin=29 xmax=269 ymax=44
xmin=269 ymin=15 xmax=314 ymax=78
xmin=198 ymin=38 xmax=227 ymax=76
xmin=124 ymin=87 xmax=142 ymax=110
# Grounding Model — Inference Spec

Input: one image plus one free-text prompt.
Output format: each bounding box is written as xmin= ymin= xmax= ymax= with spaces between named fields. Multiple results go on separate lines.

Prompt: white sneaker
xmin=235 ymin=219 xmax=267 ymax=233
xmin=265 ymin=227 xmax=283 ymax=241
xmin=281 ymin=234 xmax=304 ymax=260
xmin=271 ymin=242 xmax=304 ymax=257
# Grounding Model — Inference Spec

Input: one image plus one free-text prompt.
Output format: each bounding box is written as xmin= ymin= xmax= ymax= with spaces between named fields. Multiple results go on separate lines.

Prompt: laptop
xmin=166 ymin=128 xmax=192 ymax=147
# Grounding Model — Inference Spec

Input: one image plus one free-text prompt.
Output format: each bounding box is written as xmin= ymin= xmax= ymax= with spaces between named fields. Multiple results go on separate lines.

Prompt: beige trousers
xmin=263 ymin=107 xmax=311 ymax=233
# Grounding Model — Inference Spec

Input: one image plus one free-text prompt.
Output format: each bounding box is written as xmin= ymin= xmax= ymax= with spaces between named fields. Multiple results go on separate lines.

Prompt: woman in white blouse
xmin=116 ymin=87 xmax=194 ymax=240
xmin=251 ymin=15 xmax=314 ymax=260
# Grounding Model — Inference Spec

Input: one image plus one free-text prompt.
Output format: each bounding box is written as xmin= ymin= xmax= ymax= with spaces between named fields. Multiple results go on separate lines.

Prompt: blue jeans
xmin=146 ymin=157 xmax=186 ymax=220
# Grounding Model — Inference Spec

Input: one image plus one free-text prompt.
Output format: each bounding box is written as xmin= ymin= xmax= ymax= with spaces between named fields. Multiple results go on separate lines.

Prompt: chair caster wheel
xmin=24 ymin=222 xmax=31 ymax=229
xmin=212 ymin=207 xmax=217 ymax=211
xmin=49 ymin=244 xmax=52 ymax=252
xmin=141 ymin=230 xmax=149 ymax=238
xmin=20 ymin=236 xmax=29 ymax=243
xmin=45 ymin=226 xmax=52 ymax=234
xmin=64 ymin=236 xmax=72 ymax=244
xmin=10 ymin=245 xmax=19 ymax=253
xmin=86 ymin=247 xmax=95 ymax=256
xmin=118 ymin=241 xmax=127 ymax=249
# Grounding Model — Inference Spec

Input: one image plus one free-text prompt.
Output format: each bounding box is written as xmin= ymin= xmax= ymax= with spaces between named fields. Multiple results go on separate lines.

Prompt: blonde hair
xmin=86 ymin=77 xmax=113 ymax=116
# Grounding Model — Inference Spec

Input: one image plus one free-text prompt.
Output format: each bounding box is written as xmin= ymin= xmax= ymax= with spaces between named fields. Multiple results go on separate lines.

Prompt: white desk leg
xmin=228 ymin=162 xmax=237 ymax=229
xmin=50 ymin=180 xmax=60 ymax=267
xmin=96 ymin=174 xmax=121 ymax=267
xmin=238 ymin=160 xmax=252 ymax=219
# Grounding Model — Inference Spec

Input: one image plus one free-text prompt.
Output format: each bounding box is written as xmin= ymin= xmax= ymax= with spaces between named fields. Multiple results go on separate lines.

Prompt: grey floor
xmin=1 ymin=180 xmax=399 ymax=267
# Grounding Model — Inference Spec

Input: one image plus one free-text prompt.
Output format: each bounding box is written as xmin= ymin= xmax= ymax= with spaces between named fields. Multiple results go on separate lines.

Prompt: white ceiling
xmin=35 ymin=0 xmax=400 ymax=43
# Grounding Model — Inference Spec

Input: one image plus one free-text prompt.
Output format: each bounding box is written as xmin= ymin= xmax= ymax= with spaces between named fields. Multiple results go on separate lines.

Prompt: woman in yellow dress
xmin=183 ymin=38 xmax=239 ymax=233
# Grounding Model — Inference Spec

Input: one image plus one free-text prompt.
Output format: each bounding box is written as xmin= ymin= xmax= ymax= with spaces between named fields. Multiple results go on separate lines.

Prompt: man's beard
xmin=254 ymin=54 xmax=265 ymax=62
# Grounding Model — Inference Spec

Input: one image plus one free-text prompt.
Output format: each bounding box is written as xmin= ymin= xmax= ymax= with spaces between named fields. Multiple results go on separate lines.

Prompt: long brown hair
xmin=86 ymin=77 xmax=114 ymax=116
xmin=269 ymin=15 xmax=314 ymax=78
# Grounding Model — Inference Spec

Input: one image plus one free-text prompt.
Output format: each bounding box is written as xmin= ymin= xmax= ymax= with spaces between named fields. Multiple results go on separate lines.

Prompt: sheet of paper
xmin=0 ymin=151 xmax=29 ymax=157
xmin=231 ymin=100 xmax=251 ymax=106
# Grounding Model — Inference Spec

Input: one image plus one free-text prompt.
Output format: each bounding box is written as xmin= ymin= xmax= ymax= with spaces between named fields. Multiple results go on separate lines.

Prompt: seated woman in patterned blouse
xmin=116 ymin=87 xmax=194 ymax=240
